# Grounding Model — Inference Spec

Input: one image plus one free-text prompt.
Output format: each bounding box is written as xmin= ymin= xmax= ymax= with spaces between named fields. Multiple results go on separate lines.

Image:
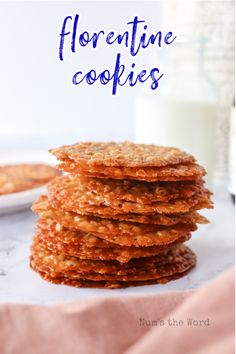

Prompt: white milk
xmin=135 ymin=96 xmax=218 ymax=188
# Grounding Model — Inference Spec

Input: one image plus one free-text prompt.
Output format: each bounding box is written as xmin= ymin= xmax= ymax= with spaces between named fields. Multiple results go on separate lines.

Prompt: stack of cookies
xmin=30 ymin=142 xmax=213 ymax=289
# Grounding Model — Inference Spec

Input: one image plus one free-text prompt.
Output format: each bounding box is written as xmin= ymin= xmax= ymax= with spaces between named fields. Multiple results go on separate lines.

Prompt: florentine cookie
xmin=0 ymin=164 xmax=59 ymax=195
xmin=36 ymin=216 xmax=194 ymax=247
xmin=47 ymin=176 xmax=213 ymax=215
xmin=31 ymin=268 xmax=194 ymax=288
xmin=57 ymin=162 xmax=205 ymax=182
xmin=32 ymin=236 xmax=186 ymax=274
xmin=32 ymin=196 xmax=209 ymax=230
xmin=49 ymin=141 xmax=195 ymax=167
xmin=75 ymin=176 xmax=204 ymax=203
xmin=35 ymin=206 xmax=197 ymax=240
xmin=30 ymin=238 xmax=196 ymax=287
xmin=35 ymin=218 xmax=191 ymax=262
xmin=49 ymin=141 xmax=205 ymax=181
xmin=37 ymin=230 xmax=190 ymax=263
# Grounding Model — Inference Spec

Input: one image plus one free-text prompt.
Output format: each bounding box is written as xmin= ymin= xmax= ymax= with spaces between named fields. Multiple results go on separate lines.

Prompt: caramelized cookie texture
xmin=57 ymin=162 xmax=206 ymax=182
xmin=34 ymin=217 xmax=192 ymax=262
xmin=74 ymin=176 xmax=204 ymax=203
xmin=29 ymin=141 xmax=213 ymax=288
xmin=30 ymin=237 xmax=196 ymax=287
xmin=47 ymin=175 xmax=213 ymax=215
xmin=0 ymin=164 xmax=60 ymax=195
xmin=33 ymin=195 xmax=208 ymax=230
xmin=50 ymin=141 xmax=205 ymax=181
xmin=49 ymin=141 xmax=195 ymax=167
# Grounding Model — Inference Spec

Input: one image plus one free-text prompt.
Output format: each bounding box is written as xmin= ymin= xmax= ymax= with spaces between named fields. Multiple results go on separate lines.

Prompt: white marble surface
xmin=0 ymin=180 xmax=234 ymax=305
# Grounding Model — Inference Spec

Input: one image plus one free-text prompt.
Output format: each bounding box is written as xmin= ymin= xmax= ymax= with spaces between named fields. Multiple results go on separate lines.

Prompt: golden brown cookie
xmin=0 ymin=164 xmax=60 ymax=195
xmin=35 ymin=218 xmax=191 ymax=262
xmin=83 ymin=210 xmax=208 ymax=225
xmin=49 ymin=141 xmax=195 ymax=168
xmin=32 ymin=196 xmax=209 ymax=231
xmin=35 ymin=205 xmax=197 ymax=241
xmin=30 ymin=239 xmax=196 ymax=288
xmin=49 ymin=141 xmax=206 ymax=181
xmin=31 ymin=268 xmax=194 ymax=288
xmin=36 ymin=208 xmax=197 ymax=241
xmin=31 ymin=236 xmax=187 ymax=274
xmin=76 ymin=176 xmax=204 ymax=203
xmin=37 ymin=231 xmax=190 ymax=263
xmin=57 ymin=162 xmax=205 ymax=182
xmin=36 ymin=216 xmax=194 ymax=247
xmin=47 ymin=176 xmax=213 ymax=215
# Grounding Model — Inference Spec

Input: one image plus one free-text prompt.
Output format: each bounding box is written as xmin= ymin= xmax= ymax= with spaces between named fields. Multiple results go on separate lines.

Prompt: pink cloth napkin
xmin=0 ymin=268 xmax=234 ymax=354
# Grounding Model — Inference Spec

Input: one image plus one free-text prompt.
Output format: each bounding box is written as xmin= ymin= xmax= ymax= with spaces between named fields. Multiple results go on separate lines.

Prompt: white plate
xmin=0 ymin=186 xmax=47 ymax=215
xmin=0 ymin=149 xmax=57 ymax=215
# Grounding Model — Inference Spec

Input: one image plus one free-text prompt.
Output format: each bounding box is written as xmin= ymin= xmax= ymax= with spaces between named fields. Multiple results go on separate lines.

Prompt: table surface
xmin=0 ymin=180 xmax=234 ymax=306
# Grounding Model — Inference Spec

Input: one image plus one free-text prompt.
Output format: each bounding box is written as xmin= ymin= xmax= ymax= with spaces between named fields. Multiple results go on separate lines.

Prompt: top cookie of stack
xmin=30 ymin=141 xmax=213 ymax=289
xmin=50 ymin=141 xmax=205 ymax=181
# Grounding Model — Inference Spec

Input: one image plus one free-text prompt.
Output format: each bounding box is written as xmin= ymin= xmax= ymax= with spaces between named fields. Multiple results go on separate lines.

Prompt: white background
xmin=0 ymin=1 xmax=165 ymax=149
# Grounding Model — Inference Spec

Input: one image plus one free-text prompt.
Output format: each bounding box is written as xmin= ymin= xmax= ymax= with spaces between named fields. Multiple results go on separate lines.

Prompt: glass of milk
xmin=135 ymin=96 xmax=218 ymax=188
xmin=135 ymin=44 xmax=219 ymax=188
